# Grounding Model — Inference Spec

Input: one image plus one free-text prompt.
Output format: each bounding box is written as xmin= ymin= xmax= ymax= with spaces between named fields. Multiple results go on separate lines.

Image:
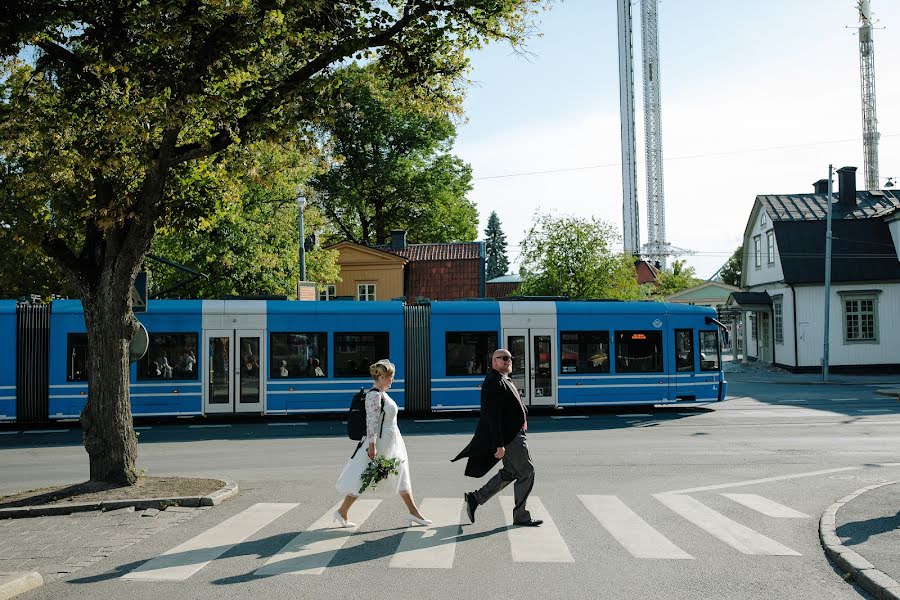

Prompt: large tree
xmin=719 ymin=245 xmax=744 ymax=287
xmin=0 ymin=1 xmax=543 ymax=484
xmin=484 ymin=210 xmax=509 ymax=279
xmin=518 ymin=212 xmax=642 ymax=300
xmin=655 ymin=259 xmax=701 ymax=298
xmin=310 ymin=65 xmax=477 ymax=246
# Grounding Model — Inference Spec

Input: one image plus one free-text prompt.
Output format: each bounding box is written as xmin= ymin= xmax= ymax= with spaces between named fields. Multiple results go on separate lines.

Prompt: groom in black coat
xmin=452 ymin=348 xmax=542 ymax=527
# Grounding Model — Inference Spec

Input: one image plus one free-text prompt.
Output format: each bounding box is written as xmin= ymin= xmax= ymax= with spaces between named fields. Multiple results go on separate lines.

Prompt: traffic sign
xmin=131 ymin=271 xmax=148 ymax=313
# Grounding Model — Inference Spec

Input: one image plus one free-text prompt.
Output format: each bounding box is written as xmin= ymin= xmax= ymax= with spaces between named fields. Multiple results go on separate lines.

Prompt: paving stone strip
xmin=819 ymin=481 xmax=900 ymax=600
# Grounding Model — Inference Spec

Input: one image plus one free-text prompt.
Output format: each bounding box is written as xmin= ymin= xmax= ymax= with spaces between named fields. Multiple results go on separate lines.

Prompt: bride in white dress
xmin=334 ymin=359 xmax=432 ymax=527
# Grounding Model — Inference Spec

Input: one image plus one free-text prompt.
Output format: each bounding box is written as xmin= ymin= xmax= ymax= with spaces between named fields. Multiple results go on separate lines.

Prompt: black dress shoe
xmin=464 ymin=492 xmax=478 ymax=523
xmin=514 ymin=518 xmax=543 ymax=527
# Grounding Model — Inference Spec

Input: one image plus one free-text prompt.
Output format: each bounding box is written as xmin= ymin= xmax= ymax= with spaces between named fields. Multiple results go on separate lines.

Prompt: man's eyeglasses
xmin=495 ymin=355 xmax=513 ymax=362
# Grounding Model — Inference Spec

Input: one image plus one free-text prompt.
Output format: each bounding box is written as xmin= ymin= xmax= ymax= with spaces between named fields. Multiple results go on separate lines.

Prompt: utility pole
xmin=823 ymin=165 xmax=834 ymax=383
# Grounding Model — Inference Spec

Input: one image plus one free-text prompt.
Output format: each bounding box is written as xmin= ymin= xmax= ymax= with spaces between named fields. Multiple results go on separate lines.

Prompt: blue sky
xmin=453 ymin=0 xmax=900 ymax=278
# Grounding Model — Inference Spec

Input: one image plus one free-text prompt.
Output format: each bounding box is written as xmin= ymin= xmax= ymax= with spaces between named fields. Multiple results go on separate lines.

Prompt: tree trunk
xmin=80 ymin=283 xmax=139 ymax=484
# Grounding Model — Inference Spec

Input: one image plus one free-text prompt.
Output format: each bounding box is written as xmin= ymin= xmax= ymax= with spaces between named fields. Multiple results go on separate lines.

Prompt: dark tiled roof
xmin=774 ymin=219 xmax=900 ymax=284
xmin=728 ymin=292 xmax=772 ymax=307
xmin=760 ymin=190 xmax=900 ymax=221
xmin=377 ymin=242 xmax=482 ymax=261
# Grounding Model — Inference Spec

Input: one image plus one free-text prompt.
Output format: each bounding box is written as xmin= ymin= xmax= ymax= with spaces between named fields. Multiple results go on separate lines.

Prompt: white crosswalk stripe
xmin=120 ymin=491 xmax=813 ymax=580
xmin=654 ymin=494 xmax=801 ymax=556
xmin=499 ymin=496 xmax=574 ymax=563
xmin=255 ymin=499 xmax=381 ymax=576
xmin=123 ymin=502 xmax=297 ymax=581
xmin=578 ymin=495 xmax=693 ymax=559
xmin=721 ymin=493 xmax=810 ymax=518
xmin=389 ymin=498 xmax=463 ymax=569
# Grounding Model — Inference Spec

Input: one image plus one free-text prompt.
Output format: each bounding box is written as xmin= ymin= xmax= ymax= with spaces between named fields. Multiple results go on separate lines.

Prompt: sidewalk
xmin=724 ymin=360 xmax=900 ymax=388
xmin=821 ymin=482 xmax=900 ymax=600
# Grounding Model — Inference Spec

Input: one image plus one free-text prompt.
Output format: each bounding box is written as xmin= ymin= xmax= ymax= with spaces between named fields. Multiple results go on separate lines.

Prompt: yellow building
xmin=325 ymin=242 xmax=407 ymax=301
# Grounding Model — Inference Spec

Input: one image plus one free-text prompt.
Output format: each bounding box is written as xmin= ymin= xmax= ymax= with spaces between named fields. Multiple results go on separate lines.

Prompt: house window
xmin=560 ymin=331 xmax=610 ymax=374
xmin=319 ymin=285 xmax=336 ymax=301
xmin=67 ymin=334 xmax=89 ymax=382
xmin=761 ymin=211 xmax=767 ymax=227
xmin=842 ymin=293 xmax=879 ymax=343
xmin=750 ymin=314 xmax=757 ymax=339
xmin=773 ymin=297 xmax=783 ymax=343
xmin=445 ymin=332 xmax=498 ymax=376
xmin=270 ymin=332 xmax=327 ymax=378
xmin=766 ymin=232 xmax=775 ymax=265
xmin=138 ymin=333 xmax=199 ymax=381
xmin=753 ymin=236 xmax=761 ymax=269
xmin=357 ymin=283 xmax=376 ymax=301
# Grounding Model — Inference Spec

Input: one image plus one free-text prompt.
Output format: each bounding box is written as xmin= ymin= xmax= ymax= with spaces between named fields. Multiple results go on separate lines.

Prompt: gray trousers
xmin=472 ymin=430 xmax=534 ymax=523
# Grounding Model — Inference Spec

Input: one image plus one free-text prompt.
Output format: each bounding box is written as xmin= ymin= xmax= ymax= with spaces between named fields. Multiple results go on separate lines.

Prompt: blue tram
xmin=0 ymin=299 xmax=726 ymax=422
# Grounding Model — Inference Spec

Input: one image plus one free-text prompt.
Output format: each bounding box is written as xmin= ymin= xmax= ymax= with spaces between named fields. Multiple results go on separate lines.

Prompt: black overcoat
xmin=451 ymin=368 xmax=527 ymax=478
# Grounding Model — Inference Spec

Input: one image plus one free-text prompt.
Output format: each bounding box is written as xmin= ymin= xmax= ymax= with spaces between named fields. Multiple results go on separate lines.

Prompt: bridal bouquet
xmin=359 ymin=456 xmax=403 ymax=494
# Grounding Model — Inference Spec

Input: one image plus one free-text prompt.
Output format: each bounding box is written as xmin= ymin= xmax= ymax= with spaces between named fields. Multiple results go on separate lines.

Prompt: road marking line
xmin=720 ymin=494 xmax=810 ymax=518
xmin=267 ymin=423 xmax=309 ymax=426
xmin=499 ymin=496 xmax=573 ymax=563
xmin=189 ymin=424 xmax=231 ymax=428
xmin=655 ymin=494 xmax=800 ymax=556
xmin=831 ymin=398 xmax=860 ymax=401
xmin=389 ymin=498 xmax=462 ymax=569
xmin=616 ymin=414 xmax=651 ymax=418
xmin=0 ymin=431 xmax=20 ymax=435
xmin=413 ymin=419 xmax=453 ymax=422
xmin=551 ymin=416 xmax=589 ymax=420
xmin=134 ymin=427 xmax=152 ymax=430
xmin=859 ymin=409 xmax=891 ymax=413
xmin=660 ymin=466 xmax=860 ymax=495
xmin=578 ymin=495 xmax=692 ymax=559
xmin=123 ymin=502 xmax=297 ymax=581
xmin=23 ymin=429 xmax=70 ymax=434
xmin=255 ymin=500 xmax=380 ymax=575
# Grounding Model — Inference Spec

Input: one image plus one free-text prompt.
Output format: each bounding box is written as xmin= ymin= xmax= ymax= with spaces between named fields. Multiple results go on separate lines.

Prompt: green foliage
xmin=654 ymin=259 xmax=701 ymax=298
xmin=484 ymin=211 xmax=509 ymax=280
xmin=358 ymin=455 xmax=403 ymax=495
xmin=720 ymin=246 xmax=743 ymax=287
xmin=310 ymin=65 xmax=477 ymax=246
xmin=518 ymin=212 xmax=642 ymax=300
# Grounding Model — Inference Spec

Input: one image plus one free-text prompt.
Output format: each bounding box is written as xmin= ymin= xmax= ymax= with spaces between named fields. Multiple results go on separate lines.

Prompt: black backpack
xmin=348 ymin=387 xmax=385 ymax=457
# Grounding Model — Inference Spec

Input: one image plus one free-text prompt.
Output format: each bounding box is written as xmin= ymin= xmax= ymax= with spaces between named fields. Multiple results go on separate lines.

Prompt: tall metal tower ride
xmin=857 ymin=0 xmax=880 ymax=191
xmin=640 ymin=0 xmax=667 ymax=268
xmin=617 ymin=0 xmax=640 ymax=255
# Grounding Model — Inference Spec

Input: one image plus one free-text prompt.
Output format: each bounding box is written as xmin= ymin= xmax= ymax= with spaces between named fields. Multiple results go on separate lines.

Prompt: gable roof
xmin=774 ymin=219 xmax=900 ymax=284
xmin=758 ymin=189 xmax=900 ymax=222
xmin=666 ymin=281 xmax=741 ymax=302
xmin=377 ymin=241 xmax=482 ymax=262
xmin=327 ymin=241 xmax=408 ymax=264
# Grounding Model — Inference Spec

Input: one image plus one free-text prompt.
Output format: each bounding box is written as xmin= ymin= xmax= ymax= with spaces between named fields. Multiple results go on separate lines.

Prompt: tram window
xmin=138 ymin=333 xmax=199 ymax=381
xmin=614 ymin=331 xmax=663 ymax=373
xmin=675 ymin=329 xmax=695 ymax=372
xmin=334 ymin=333 xmax=389 ymax=378
xmin=445 ymin=332 xmax=497 ymax=376
xmin=270 ymin=332 xmax=327 ymax=378
xmin=67 ymin=334 xmax=89 ymax=382
xmin=560 ymin=331 xmax=610 ymax=374
xmin=699 ymin=330 xmax=721 ymax=371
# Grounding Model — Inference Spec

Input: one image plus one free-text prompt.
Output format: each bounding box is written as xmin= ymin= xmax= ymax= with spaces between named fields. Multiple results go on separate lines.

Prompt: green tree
xmin=719 ymin=245 xmax=743 ymax=287
xmin=0 ymin=227 xmax=77 ymax=298
xmin=0 ymin=1 xmax=543 ymax=484
xmin=655 ymin=259 xmax=701 ymax=298
xmin=311 ymin=65 xmax=477 ymax=246
xmin=484 ymin=211 xmax=509 ymax=280
xmin=150 ymin=142 xmax=340 ymax=298
xmin=518 ymin=212 xmax=642 ymax=300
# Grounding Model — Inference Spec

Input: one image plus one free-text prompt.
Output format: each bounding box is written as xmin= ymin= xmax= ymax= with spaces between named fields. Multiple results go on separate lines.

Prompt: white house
xmin=728 ymin=166 xmax=900 ymax=372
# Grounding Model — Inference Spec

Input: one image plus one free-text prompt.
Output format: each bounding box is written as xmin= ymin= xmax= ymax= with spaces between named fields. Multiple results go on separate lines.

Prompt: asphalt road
xmin=2 ymin=377 xmax=899 ymax=599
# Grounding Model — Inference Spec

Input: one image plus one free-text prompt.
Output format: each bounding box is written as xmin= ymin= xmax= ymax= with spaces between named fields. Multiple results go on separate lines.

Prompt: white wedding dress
xmin=336 ymin=389 xmax=411 ymax=496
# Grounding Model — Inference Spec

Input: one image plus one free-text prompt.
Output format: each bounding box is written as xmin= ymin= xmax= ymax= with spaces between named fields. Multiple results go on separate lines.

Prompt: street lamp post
xmin=297 ymin=187 xmax=307 ymax=282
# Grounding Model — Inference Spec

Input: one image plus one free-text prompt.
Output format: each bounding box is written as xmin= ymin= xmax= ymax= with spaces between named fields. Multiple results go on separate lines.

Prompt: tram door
xmin=504 ymin=329 xmax=556 ymax=407
xmin=204 ymin=329 xmax=265 ymax=414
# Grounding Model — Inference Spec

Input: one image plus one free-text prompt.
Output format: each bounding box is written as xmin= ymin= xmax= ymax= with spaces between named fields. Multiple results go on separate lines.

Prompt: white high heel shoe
xmin=333 ymin=510 xmax=356 ymax=528
xmin=405 ymin=514 xmax=433 ymax=527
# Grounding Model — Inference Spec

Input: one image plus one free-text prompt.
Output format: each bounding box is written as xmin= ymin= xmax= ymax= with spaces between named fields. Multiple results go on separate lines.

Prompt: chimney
xmin=390 ymin=230 xmax=407 ymax=250
xmin=813 ymin=179 xmax=829 ymax=194
xmin=836 ymin=166 xmax=857 ymax=204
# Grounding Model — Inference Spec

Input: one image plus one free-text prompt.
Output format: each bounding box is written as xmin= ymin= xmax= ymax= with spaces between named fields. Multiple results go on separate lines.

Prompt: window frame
xmin=138 ymin=332 xmax=200 ymax=381
xmin=66 ymin=333 xmax=90 ymax=382
xmin=357 ymin=283 xmax=376 ymax=302
xmin=766 ymin=231 xmax=775 ymax=265
xmin=753 ymin=235 xmax=761 ymax=269
xmin=614 ymin=330 xmax=664 ymax=374
xmin=773 ymin=296 xmax=783 ymax=344
xmin=333 ymin=332 xmax=390 ymax=377
xmin=269 ymin=332 xmax=328 ymax=379
xmin=319 ymin=285 xmax=336 ymax=302
xmin=699 ymin=330 xmax=721 ymax=371
xmin=560 ymin=331 xmax=611 ymax=374
xmin=840 ymin=290 xmax=880 ymax=344
xmin=674 ymin=329 xmax=695 ymax=373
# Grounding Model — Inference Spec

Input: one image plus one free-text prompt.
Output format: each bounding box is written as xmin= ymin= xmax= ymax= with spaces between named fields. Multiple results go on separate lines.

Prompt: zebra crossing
xmin=121 ymin=491 xmax=812 ymax=581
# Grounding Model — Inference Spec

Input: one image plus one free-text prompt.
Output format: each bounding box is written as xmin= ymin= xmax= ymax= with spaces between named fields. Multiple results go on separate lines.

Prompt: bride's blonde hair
xmin=369 ymin=359 xmax=396 ymax=380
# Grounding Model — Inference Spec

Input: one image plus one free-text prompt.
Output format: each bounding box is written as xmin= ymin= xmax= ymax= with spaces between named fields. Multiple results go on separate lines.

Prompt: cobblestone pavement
xmin=0 ymin=506 xmax=207 ymax=583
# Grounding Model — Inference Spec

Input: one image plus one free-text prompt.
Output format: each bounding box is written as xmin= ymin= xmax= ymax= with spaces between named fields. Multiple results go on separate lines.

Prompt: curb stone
xmin=820 ymin=481 xmax=900 ymax=600
xmin=0 ymin=572 xmax=44 ymax=600
xmin=0 ymin=480 xmax=238 ymax=520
